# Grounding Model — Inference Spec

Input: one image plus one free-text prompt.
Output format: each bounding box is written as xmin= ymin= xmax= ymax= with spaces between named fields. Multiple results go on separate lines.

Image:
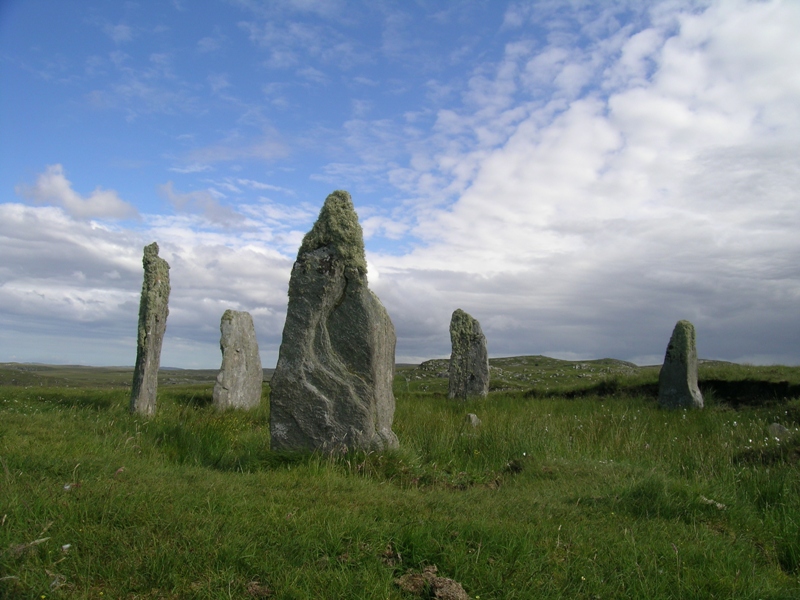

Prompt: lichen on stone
xmin=667 ymin=320 xmax=694 ymax=362
xmin=448 ymin=308 xmax=489 ymax=400
xmin=298 ymin=190 xmax=367 ymax=275
xmin=658 ymin=319 xmax=703 ymax=409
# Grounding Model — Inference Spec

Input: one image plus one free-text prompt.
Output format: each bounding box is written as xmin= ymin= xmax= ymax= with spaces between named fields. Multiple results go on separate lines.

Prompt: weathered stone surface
xmin=213 ymin=310 xmax=262 ymax=410
xmin=768 ymin=422 xmax=790 ymax=440
xmin=658 ymin=320 xmax=704 ymax=409
xmin=130 ymin=242 xmax=170 ymax=416
xmin=269 ymin=190 xmax=399 ymax=452
xmin=448 ymin=309 xmax=489 ymax=400
xmin=465 ymin=413 xmax=482 ymax=427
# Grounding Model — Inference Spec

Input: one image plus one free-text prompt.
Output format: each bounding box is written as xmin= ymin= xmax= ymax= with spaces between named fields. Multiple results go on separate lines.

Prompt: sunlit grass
xmin=0 ymin=362 xmax=799 ymax=598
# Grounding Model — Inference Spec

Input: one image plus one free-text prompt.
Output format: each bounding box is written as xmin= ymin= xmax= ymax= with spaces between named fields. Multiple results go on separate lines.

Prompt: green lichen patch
xmin=667 ymin=320 xmax=696 ymax=362
xmin=299 ymin=190 xmax=367 ymax=274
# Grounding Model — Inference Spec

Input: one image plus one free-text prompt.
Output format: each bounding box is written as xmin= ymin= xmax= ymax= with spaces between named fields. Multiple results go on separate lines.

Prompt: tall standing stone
xmin=658 ymin=319 xmax=704 ymax=409
xmin=448 ymin=309 xmax=490 ymax=400
xmin=129 ymin=242 xmax=170 ymax=416
xmin=269 ymin=190 xmax=399 ymax=452
xmin=213 ymin=310 xmax=263 ymax=410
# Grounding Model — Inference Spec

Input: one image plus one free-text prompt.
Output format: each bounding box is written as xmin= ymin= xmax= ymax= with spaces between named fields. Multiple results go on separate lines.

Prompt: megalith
xmin=213 ymin=310 xmax=263 ymax=410
xmin=129 ymin=242 xmax=170 ymax=416
xmin=269 ymin=190 xmax=399 ymax=452
xmin=448 ymin=309 xmax=490 ymax=400
xmin=658 ymin=320 xmax=704 ymax=409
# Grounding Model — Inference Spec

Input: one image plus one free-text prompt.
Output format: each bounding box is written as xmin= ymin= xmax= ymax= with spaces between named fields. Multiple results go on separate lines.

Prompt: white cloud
xmin=159 ymin=182 xmax=244 ymax=226
xmin=0 ymin=203 xmax=294 ymax=367
xmin=4 ymin=0 xmax=800 ymax=368
xmin=15 ymin=165 xmax=138 ymax=220
xmin=181 ymin=130 xmax=288 ymax=168
xmin=103 ymin=23 xmax=133 ymax=44
xmin=207 ymin=73 xmax=230 ymax=92
xmin=365 ymin=0 xmax=800 ymax=364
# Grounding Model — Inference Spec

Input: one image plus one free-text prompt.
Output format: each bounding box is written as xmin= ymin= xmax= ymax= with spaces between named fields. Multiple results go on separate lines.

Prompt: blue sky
xmin=1 ymin=0 xmax=799 ymax=368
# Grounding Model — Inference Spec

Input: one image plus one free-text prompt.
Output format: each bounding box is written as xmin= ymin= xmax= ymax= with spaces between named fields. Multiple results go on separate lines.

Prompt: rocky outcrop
xmin=269 ymin=190 xmax=399 ymax=452
xmin=129 ymin=242 xmax=170 ymax=416
xmin=213 ymin=310 xmax=262 ymax=410
xmin=658 ymin=320 xmax=704 ymax=409
xmin=448 ymin=309 xmax=489 ymax=400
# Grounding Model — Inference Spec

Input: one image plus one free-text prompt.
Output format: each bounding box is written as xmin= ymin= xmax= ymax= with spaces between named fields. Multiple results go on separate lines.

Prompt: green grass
xmin=0 ymin=359 xmax=799 ymax=598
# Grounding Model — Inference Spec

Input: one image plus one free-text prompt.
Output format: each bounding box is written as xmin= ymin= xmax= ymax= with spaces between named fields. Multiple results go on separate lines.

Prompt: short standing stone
xmin=213 ymin=310 xmax=263 ymax=410
xmin=658 ymin=320 xmax=704 ymax=409
xmin=269 ymin=190 xmax=399 ymax=452
xmin=448 ymin=309 xmax=490 ymax=400
xmin=129 ymin=242 xmax=170 ymax=416
xmin=768 ymin=422 xmax=790 ymax=440
xmin=466 ymin=413 xmax=482 ymax=428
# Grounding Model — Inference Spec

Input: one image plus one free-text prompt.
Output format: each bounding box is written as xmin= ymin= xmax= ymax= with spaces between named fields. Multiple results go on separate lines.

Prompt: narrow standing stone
xmin=213 ymin=310 xmax=263 ymax=410
xmin=658 ymin=319 xmax=704 ymax=409
xmin=269 ymin=190 xmax=399 ymax=452
xmin=129 ymin=242 xmax=170 ymax=416
xmin=448 ymin=309 xmax=490 ymax=400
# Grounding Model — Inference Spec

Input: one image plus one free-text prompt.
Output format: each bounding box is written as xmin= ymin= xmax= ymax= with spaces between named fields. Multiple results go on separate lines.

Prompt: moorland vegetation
xmin=1 ymin=356 xmax=799 ymax=599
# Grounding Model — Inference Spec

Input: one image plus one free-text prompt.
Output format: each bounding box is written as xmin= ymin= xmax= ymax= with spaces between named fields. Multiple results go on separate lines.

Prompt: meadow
xmin=1 ymin=357 xmax=799 ymax=599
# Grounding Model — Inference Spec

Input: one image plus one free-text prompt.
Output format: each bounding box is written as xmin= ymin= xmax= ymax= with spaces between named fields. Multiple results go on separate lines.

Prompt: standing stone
xmin=448 ymin=309 xmax=490 ymax=400
xmin=466 ymin=413 xmax=482 ymax=428
xmin=658 ymin=320 xmax=704 ymax=409
xmin=129 ymin=242 xmax=170 ymax=416
xmin=213 ymin=310 xmax=263 ymax=410
xmin=269 ymin=190 xmax=399 ymax=452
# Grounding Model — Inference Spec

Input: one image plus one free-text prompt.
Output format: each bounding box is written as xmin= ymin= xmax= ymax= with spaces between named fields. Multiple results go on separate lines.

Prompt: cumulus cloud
xmin=367 ymin=0 xmax=800 ymax=365
xmin=3 ymin=0 xmax=800 ymax=368
xmin=0 ymin=203 xmax=294 ymax=367
xmin=15 ymin=164 xmax=138 ymax=220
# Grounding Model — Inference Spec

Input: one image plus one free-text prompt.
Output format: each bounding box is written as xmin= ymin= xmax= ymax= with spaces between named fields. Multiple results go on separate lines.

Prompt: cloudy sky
xmin=1 ymin=0 xmax=798 ymax=368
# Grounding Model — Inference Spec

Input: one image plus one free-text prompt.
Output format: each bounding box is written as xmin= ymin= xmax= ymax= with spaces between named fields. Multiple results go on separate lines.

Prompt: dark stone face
xmin=448 ymin=308 xmax=490 ymax=400
xmin=658 ymin=320 xmax=703 ymax=410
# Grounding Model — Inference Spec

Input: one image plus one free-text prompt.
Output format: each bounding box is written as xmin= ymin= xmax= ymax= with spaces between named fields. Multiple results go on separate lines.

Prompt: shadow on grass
xmin=523 ymin=377 xmax=658 ymax=400
xmin=160 ymin=387 xmax=215 ymax=408
xmin=700 ymin=379 xmax=800 ymax=407
xmin=615 ymin=474 xmax=730 ymax=524
xmin=522 ymin=377 xmax=800 ymax=408
xmin=734 ymin=435 xmax=800 ymax=466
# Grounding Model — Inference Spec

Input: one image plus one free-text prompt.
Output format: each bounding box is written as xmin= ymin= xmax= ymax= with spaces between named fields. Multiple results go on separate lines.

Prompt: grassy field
xmin=1 ymin=357 xmax=799 ymax=599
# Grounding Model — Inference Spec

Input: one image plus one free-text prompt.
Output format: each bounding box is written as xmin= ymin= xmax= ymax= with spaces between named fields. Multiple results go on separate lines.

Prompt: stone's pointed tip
xmin=299 ymin=189 xmax=367 ymax=274
xmin=326 ymin=189 xmax=352 ymax=203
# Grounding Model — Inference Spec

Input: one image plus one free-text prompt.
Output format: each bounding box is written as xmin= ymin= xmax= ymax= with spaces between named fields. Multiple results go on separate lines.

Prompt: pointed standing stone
xmin=130 ymin=242 xmax=170 ymax=416
xmin=269 ymin=190 xmax=399 ymax=452
xmin=213 ymin=310 xmax=263 ymax=410
xmin=448 ymin=309 xmax=490 ymax=400
xmin=658 ymin=320 xmax=704 ymax=409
